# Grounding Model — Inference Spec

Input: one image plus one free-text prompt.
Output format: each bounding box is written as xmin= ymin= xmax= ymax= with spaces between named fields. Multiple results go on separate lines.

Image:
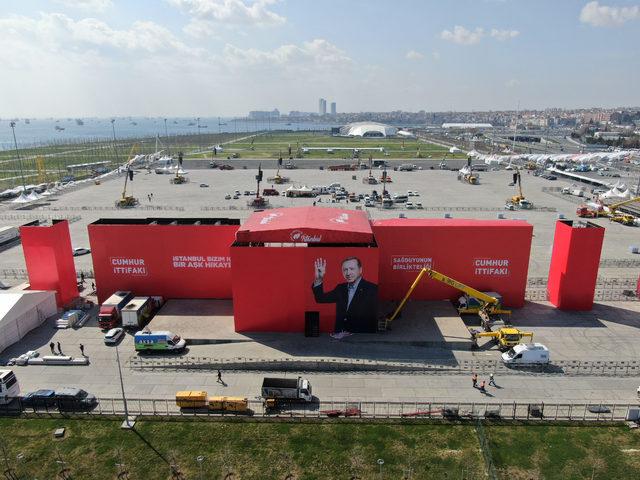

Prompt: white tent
xmin=0 ymin=290 xmax=57 ymax=353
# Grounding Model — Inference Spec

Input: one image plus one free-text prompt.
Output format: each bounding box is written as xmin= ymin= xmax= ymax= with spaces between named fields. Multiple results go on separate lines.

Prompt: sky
xmin=1 ymin=0 xmax=639 ymax=117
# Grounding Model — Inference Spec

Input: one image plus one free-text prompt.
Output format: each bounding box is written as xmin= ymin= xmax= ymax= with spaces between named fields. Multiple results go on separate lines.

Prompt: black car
xmin=21 ymin=389 xmax=56 ymax=409
xmin=54 ymin=388 xmax=98 ymax=411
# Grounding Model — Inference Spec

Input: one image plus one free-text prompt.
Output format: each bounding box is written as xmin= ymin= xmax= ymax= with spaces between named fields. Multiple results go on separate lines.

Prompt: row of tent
xmin=468 ymin=150 xmax=638 ymax=166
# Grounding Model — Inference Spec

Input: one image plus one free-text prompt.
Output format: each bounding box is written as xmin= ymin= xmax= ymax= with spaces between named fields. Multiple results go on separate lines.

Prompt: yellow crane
xmin=471 ymin=327 xmax=533 ymax=351
xmin=509 ymin=169 xmax=533 ymax=209
xmin=115 ymin=144 xmax=140 ymax=208
xmin=385 ymin=267 xmax=510 ymax=331
xmin=607 ymin=196 xmax=639 ymax=226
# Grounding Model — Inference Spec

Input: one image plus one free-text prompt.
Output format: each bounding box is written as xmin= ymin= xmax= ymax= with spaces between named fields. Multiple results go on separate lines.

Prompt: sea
xmin=0 ymin=117 xmax=337 ymax=150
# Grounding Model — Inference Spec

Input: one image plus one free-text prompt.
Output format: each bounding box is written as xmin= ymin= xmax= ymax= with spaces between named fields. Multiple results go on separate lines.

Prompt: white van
xmin=502 ymin=343 xmax=550 ymax=365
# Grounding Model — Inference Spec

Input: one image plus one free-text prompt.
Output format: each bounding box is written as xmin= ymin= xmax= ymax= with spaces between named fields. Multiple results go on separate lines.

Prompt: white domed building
xmin=339 ymin=122 xmax=398 ymax=138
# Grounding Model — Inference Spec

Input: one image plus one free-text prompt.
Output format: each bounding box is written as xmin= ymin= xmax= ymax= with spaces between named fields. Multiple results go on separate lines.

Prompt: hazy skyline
xmin=1 ymin=0 xmax=639 ymax=117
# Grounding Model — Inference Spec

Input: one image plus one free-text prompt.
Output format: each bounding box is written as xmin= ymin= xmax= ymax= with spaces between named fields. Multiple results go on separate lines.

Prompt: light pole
xmin=196 ymin=455 xmax=205 ymax=480
xmin=164 ymin=118 xmax=170 ymax=156
xmin=9 ymin=121 xmax=27 ymax=193
xmin=111 ymin=119 xmax=120 ymax=167
xmin=115 ymin=342 xmax=134 ymax=428
xmin=377 ymin=458 xmax=384 ymax=478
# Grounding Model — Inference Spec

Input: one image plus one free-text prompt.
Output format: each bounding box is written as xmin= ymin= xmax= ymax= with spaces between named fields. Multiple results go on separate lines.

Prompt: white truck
xmin=121 ymin=296 xmax=153 ymax=329
xmin=261 ymin=377 xmax=313 ymax=410
xmin=502 ymin=343 xmax=550 ymax=365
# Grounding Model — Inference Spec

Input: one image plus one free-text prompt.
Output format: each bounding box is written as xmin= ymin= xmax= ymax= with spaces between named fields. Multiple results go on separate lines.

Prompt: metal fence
xmin=127 ymin=355 xmax=640 ymax=377
xmin=0 ymin=268 xmax=95 ymax=280
xmin=475 ymin=419 xmax=498 ymax=480
xmin=0 ymin=214 xmax=82 ymax=224
xmin=2 ymin=397 xmax=639 ymax=423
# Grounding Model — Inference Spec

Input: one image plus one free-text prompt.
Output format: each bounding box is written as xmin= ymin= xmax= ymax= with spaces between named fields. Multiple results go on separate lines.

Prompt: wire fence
xmin=2 ymin=397 xmax=639 ymax=423
xmin=127 ymin=356 xmax=640 ymax=377
xmin=475 ymin=419 xmax=498 ymax=480
xmin=0 ymin=214 xmax=82 ymax=224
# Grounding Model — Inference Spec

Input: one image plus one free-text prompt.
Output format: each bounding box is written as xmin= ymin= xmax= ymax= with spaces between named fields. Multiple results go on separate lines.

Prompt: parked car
xmin=72 ymin=247 xmax=91 ymax=256
xmin=224 ymin=194 xmax=231 ymax=200
xmin=104 ymin=327 xmax=125 ymax=345
xmin=54 ymin=388 xmax=98 ymax=411
xmin=199 ymin=183 xmax=209 ymax=188
xmin=21 ymin=389 xmax=57 ymax=408
xmin=415 ymin=202 xmax=423 ymax=209
xmin=232 ymin=194 xmax=239 ymax=199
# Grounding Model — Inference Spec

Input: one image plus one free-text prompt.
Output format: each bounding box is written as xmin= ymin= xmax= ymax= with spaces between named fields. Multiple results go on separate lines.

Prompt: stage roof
xmin=236 ymin=207 xmax=374 ymax=244
xmin=372 ymin=218 xmax=531 ymax=228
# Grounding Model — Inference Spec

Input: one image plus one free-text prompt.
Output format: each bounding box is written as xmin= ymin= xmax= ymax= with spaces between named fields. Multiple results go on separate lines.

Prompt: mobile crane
xmin=508 ymin=170 xmax=533 ymax=209
xmin=170 ymin=152 xmax=189 ymax=184
xmin=385 ymin=267 xmax=511 ymax=331
xmin=470 ymin=327 xmax=534 ymax=351
xmin=115 ymin=144 xmax=140 ymax=208
xmin=577 ymin=196 xmax=639 ymax=225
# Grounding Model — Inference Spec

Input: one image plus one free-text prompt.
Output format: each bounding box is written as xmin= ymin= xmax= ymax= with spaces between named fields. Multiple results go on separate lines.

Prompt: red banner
xmin=372 ymin=219 xmax=532 ymax=307
xmin=89 ymin=221 xmax=238 ymax=303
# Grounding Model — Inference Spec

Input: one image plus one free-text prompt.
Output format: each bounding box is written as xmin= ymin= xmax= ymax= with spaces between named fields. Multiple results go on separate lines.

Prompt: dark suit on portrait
xmin=312 ymin=279 xmax=378 ymax=333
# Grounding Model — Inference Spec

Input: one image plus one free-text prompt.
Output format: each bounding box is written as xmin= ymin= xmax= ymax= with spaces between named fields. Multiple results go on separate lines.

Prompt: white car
xmin=72 ymin=247 xmax=91 ymax=256
xmin=104 ymin=327 xmax=124 ymax=345
xmin=415 ymin=202 xmax=423 ymax=209
xmin=406 ymin=202 xmax=415 ymax=209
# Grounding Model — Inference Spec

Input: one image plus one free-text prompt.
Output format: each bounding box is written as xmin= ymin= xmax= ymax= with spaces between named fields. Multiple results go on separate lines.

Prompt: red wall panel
xmin=372 ymin=219 xmax=532 ymax=307
xmin=547 ymin=220 xmax=604 ymax=310
xmin=20 ymin=220 xmax=78 ymax=306
xmin=88 ymin=224 xmax=238 ymax=303
xmin=231 ymin=246 xmax=379 ymax=332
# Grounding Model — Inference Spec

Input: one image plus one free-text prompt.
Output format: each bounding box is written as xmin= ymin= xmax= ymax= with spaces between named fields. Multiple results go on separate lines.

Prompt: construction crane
xmin=508 ymin=169 xmax=533 ymax=209
xmin=471 ymin=327 xmax=534 ymax=351
xmin=115 ymin=144 xmax=140 ymax=208
xmin=385 ymin=267 xmax=510 ymax=331
xmin=170 ymin=152 xmax=189 ymax=184
xmin=577 ymin=196 xmax=640 ymax=225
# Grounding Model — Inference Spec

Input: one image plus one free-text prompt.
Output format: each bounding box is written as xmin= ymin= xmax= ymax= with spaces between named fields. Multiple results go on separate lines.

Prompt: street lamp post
xmin=9 ymin=121 xmax=27 ymax=193
xmin=110 ymin=119 xmax=120 ymax=167
xmin=115 ymin=342 xmax=134 ymax=428
xmin=164 ymin=118 xmax=170 ymax=156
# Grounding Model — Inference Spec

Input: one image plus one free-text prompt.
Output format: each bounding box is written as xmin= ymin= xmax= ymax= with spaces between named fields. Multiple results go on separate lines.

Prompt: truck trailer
xmin=121 ymin=296 xmax=153 ymax=329
xmin=98 ymin=291 xmax=133 ymax=330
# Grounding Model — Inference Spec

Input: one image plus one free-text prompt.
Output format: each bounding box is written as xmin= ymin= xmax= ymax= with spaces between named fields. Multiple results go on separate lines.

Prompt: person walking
xmin=91 ymin=281 xmax=95 ymax=292
xmin=80 ymin=272 xmax=85 ymax=285
xmin=216 ymin=370 xmax=223 ymax=383
xmin=479 ymin=381 xmax=486 ymax=394
xmin=79 ymin=344 xmax=85 ymax=357
xmin=472 ymin=373 xmax=478 ymax=388
xmin=49 ymin=342 xmax=55 ymax=355
xmin=489 ymin=373 xmax=496 ymax=387
xmin=56 ymin=342 xmax=63 ymax=355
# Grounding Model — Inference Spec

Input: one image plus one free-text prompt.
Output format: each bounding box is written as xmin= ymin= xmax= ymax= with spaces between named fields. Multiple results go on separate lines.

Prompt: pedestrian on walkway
xmin=57 ymin=342 xmax=63 ymax=355
xmin=80 ymin=272 xmax=85 ymax=285
xmin=217 ymin=369 xmax=223 ymax=383
xmin=91 ymin=281 xmax=95 ymax=292
xmin=472 ymin=372 xmax=478 ymax=388
xmin=479 ymin=381 xmax=486 ymax=394
xmin=489 ymin=373 xmax=496 ymax=387
xmin=79 ymin=344 xmax=85 ymax=357
xmin=49 ymin=342 xmax=55 ymax=354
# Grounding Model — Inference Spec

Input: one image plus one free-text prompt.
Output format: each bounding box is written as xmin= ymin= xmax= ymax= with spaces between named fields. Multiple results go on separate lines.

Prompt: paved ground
xmin=1 ymin=161 xmax=640 ymax=405
xmin=1 ymin=164 xmax=639 ymax=279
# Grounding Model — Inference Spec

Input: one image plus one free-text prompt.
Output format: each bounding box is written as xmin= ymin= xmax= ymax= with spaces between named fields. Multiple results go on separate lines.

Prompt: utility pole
xmin=111 ymin=119 xmax=120 ymax=167
xmin=9 ymin=122 xmax=27 ymax=193
xmin=115 ymin=342 xmax=134 ymax=428
xmin=164 ymin=118 xmax=171 ymax=156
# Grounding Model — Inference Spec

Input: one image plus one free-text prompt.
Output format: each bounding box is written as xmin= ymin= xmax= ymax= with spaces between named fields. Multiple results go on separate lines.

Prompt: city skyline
xmin=1 ymin=1 xmax=639 ymax=117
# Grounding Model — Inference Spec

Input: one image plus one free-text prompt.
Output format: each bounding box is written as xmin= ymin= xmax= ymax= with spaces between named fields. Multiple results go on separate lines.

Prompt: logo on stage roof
xmin=330 ymin=213 xmax=349 ymax=224
xmin=259 ymin=212 xmax=283 ymax=225
xmin=290 ymin=230 xmax=322 ymax=242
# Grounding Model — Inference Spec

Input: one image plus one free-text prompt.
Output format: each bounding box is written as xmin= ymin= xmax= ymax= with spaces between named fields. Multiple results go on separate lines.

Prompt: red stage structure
xmin=88 ymin=218 xmax=239 ymax=303
xmin=19 ymin=220 xmax=78 ymax=307
xmin=372 ymin=219 xmax=533 ymax=308
xmin=232 ymin=207 xmax=378 ymax=332
xmin=547 ymin=220 xmax=604 ymax=310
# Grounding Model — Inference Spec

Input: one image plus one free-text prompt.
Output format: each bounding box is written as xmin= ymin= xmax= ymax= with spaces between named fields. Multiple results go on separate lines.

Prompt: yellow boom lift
xmin=385 ymin=267 xmax=511 ymax=331
xmin=386 ymin=267 xmax=533 ymax=350
xmin=509 ymin=169 xmax=533 ymax=209
xmin=115 ymin=144 xmax=140 ymax=208
xmin=607 ymin=196 xmax=640 ymax=226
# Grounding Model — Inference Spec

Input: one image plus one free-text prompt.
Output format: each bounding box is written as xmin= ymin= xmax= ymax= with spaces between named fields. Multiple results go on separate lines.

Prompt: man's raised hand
xmin=314 ymin=257 xmax=326 ymax=282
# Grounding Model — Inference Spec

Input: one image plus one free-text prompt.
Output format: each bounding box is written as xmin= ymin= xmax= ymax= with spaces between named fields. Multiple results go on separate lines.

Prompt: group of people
xmin=49 ymin=342 xmax=85 ymax=357
xmin=147 ymin=193 xmax=154 ymax=202
xmin=472 ymin=372 xmax=497 ymax=394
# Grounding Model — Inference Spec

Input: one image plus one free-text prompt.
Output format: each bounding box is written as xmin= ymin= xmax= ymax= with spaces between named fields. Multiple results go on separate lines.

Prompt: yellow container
xmin=176 ymin=390 xmax=208 ymax=408
xmin=208 ymin=396 xmax=249 ymax=412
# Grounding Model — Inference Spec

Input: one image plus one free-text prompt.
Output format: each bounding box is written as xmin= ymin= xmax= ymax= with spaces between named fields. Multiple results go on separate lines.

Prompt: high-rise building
xmin=319 ymin=98 xmax=327 ymax=115
xmin=330 ymin=102 xmax=336 ymax=115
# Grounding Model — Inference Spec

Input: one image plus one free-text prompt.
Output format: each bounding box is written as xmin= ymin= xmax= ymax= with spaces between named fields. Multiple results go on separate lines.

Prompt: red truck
xmin=98 ymin=291 xmax=134 ymax=330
